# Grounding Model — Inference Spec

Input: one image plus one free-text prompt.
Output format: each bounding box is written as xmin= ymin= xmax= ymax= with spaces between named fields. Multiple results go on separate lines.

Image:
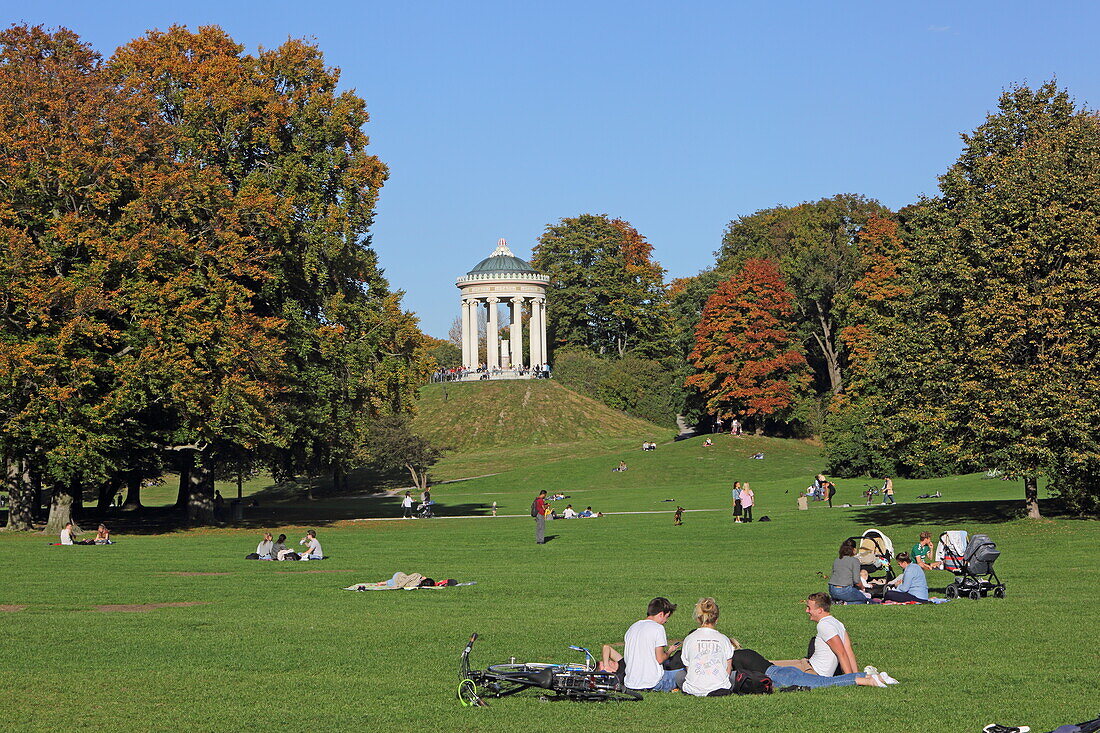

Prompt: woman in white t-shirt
xmin=681 ymin=597 xmax=736 ymax=696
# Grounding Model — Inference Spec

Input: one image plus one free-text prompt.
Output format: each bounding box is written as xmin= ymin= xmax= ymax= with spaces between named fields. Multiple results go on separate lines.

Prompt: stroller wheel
xmin=968 ymin=590 xmax=981 ymax=600
xmin=993 ymin=586 xmax=1006 ymax=599
xmin=945 ymin=584 xmax=958 ymax=600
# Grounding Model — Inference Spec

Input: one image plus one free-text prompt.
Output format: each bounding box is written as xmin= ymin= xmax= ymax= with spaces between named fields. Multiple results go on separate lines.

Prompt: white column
xmin=460 ymin=297 xmax=471 ymax=368
xmin=486 ymin=297 xmax=499 ymax=369
xmin=510 ymin=297 xmax=525 ymax=369
xmin=540 ymin=298 xmax=548 ymax=366
xmin=466 ymin=298 xmax=479 ymax=368
xmin=529 ymin=297 xmax=543 ymax=368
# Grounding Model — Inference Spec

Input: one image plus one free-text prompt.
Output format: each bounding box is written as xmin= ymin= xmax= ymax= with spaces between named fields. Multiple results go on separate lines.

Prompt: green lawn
xmin=1 ymin=433 xmax=1095 ymax=732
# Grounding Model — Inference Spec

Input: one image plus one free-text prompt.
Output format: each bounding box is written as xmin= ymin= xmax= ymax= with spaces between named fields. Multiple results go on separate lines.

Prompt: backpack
xmin=530 ymin=500 xmax=539 ymax=517
xmin=731 ymin=670 xmax=773 ymax=695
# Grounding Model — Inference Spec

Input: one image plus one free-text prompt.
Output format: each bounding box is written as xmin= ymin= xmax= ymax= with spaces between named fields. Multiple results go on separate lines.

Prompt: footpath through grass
xmin=1 ymin=434 xmax=1096 ymax=732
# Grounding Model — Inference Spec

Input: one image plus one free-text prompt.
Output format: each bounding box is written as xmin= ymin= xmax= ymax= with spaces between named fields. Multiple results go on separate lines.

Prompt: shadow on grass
xmin=848 ymin=497 xmax=1085 ymax=528
xmin=0 ymin=498 xmax=500 ymax=536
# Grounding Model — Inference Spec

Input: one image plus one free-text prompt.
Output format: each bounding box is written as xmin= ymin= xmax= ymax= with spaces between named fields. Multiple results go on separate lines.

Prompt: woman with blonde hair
xmin=681 ymin=598 xmax=736 ymax=696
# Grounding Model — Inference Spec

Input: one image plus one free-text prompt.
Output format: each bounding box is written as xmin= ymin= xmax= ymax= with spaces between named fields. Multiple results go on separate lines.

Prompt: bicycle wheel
xmin=566 ymin=684 xmax=643 ymax=702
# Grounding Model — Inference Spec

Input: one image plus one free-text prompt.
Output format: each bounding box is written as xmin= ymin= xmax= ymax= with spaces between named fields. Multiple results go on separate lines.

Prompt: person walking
xmin=741 ymin=483 xmax=755 ymax=522
xmin=401 ymin=491 xmax=414 ymax=519
xmin=532 ymin=490 xmax=547 ymax=544
xmin=881 ymin=477 xmax=896 ymax=505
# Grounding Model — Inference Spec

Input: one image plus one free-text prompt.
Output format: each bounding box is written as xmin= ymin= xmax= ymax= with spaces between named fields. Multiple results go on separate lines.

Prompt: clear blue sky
xmin=13 ymin=1 xmax=1100 ymax=337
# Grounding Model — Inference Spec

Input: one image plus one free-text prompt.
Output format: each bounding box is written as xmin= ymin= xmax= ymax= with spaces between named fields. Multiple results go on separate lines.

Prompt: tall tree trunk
xmin=1024 ymin=476 xmax=1041 ymax=519
xmin=121 ymin=471 xmax=143 ymax=511
xmin=4 ymin=457 xmax=35 ymax=531
xmin=187 ymin=451 xmax=215 ymax=524
xmin=175 ymin=452 xmax=192 ymax=509
xmin=31 ymin=471 xmax=43 ymax=522
xmin=812 ymin=302 xmax=843 ymax=393
xmin=97 ymin=476 xmax=123 ymax=513
xmin=45 ymin=477 xmax=81 ymax=535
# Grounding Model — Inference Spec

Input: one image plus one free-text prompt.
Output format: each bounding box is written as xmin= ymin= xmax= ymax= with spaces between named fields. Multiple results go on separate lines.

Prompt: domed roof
xmin=467 ymin=239 xmax=540 ymax=276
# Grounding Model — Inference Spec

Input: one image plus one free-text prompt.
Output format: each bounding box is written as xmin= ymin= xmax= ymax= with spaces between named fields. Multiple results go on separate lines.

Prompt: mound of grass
xmin=413 ymin=379 xmax=671 ymax=455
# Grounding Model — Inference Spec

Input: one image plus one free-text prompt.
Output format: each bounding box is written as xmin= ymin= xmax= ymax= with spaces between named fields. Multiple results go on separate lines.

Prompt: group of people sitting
xmin=58 ymin=522 xmax=112 ymax=545
xmin=553 ymin=504 xmax=601 ymax=519
xmin=597 ymin=595 xmax=899 ymax=696
xmin=828 ymin=532 xmax=940 ymax=604
xmin=641 ymin=442 xmax=658 ymax=451
xmin=249 ymin=530 xmax=324 ymax=561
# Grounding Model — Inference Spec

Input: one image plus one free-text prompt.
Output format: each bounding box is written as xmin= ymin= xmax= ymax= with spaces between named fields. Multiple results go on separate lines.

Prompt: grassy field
xmin=1 ymin=432 xmax=1095 ymax=732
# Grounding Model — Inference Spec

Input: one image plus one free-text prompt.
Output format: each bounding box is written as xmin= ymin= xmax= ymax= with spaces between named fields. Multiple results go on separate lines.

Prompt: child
xmin=674 ymin=506 xmax=684 ymax=526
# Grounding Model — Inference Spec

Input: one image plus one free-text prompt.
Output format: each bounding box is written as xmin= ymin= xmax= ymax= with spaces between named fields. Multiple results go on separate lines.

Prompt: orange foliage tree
xmin=686 ymin=258 xmax=811 ymax=430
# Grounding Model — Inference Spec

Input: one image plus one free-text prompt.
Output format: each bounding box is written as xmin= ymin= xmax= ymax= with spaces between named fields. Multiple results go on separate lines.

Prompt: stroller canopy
xmin=860 ymin=528 xmax=894 ymax=557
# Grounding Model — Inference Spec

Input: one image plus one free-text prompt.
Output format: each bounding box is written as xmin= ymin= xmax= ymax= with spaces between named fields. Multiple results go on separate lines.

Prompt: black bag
xmin=731 ymin=670 xmax=773 ymax=695
xmin=284 ymin=552 xmax=300 ymax=561
xmin=245 ymin=552 xmax=260 ymax=560
xmin=530 ymin=501 xmax=539 ymax=517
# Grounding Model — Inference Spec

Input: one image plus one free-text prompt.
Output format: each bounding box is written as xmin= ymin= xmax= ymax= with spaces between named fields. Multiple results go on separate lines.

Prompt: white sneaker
xmin=878 ymin=671 xmax=900 ymax=685
xmin=868 ymin=673 xmax=888 ymax=687
xmin=863 ymin=665 xmax=879 ymax=676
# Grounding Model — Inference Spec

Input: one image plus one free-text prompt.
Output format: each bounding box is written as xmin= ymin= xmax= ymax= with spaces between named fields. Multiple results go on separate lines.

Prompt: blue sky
xmin=11 ymin=1 xmax=1100 ymax=337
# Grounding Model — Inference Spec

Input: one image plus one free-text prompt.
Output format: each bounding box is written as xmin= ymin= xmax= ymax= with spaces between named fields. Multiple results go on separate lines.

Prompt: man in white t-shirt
xmin=619 ymin=597 xmax=683 ymax=692
xmin=59 ymin=522 xmax=75 ymax=545
xmin=765 ymin=593 xmax=897 ymax=689
xmin=299 ymin=530 xmax=323 ymax=560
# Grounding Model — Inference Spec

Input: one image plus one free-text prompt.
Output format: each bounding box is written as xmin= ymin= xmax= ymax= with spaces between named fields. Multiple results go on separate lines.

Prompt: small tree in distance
xmin=366 ymin=416 xmax=445 ymax=491
xmin=686 ymin=258 xmax=812 ymax=432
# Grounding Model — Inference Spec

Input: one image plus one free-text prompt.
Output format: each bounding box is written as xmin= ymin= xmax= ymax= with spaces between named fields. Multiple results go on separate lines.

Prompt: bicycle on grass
xmin=457 ymin=633 xmax=642 ymax=705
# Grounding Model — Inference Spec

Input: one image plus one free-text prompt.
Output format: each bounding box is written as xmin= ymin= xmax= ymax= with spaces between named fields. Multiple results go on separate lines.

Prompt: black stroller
xmin=938 ymin=531 xmax=1005 ymax=600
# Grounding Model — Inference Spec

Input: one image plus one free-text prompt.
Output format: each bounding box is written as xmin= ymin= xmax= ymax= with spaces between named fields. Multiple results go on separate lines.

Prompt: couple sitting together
xmin=599 ymin=594 xmax=899 ymax=695
xmin=251 ymin=530 xmax=323 ymax=561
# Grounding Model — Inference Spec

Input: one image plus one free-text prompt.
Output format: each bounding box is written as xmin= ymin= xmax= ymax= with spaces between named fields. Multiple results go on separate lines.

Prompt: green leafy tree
xmin=533 ymin=214 xmax=670 ymax=358
xmin=716 ymin=195 xmax=891 ymax=394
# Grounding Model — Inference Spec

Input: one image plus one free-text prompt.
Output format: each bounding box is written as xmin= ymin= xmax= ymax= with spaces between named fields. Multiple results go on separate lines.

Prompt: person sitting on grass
xmin=766 ymin=593 xmax=898 ymax=689
xmin=94 ymin=524 xmax=112 ymax=545
xmin=59 ymin=522 xmax=75 ymax=546
xmin=579 ymin=506 xmax=602 ymax=518
xmin=912 ymin=531 xmax=943 ymax=570
xmin=256 ymin=533 xmax=274 ymax=560
xmin=562 ymin=504 xmax=578 ymax=519
xmin=884 ymin=553 xmax=930 ymax=603
xmin=703 ymin=438 xmax=713 ymax=447
xmin=829 ymin=540 xmax=872 ymax=604
xmin=681 ymin=597 xmax=735 ymax=697
xmin=600 ymin=597 xmax=685 ymax=692
xmin=299 ymin=530 xmax=323 ymax=560
xmin=613 ymin=460 xmax=628 ymax=472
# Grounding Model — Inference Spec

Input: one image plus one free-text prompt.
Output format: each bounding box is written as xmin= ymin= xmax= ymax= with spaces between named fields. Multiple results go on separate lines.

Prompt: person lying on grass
xmin=766 ymin=593 xmax=898 ymax=689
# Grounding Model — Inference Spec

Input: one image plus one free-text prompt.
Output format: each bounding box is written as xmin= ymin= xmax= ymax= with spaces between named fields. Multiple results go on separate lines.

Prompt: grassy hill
xmin=413 ymin=380 xmax=674 ymax=480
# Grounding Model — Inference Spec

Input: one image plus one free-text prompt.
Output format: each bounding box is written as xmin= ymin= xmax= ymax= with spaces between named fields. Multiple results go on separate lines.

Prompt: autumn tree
xmin=716 ymin=195 xmax=891 ymax=394
xmin=686 ymin=258 xmax=812 ymax=431
xmin=533 ymin=214 xmax=671 ymax=358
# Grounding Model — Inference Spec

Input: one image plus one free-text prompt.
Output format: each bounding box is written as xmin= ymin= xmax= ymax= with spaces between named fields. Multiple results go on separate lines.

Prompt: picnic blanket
xmin=343 ymin=571 xmax=476 ymax=591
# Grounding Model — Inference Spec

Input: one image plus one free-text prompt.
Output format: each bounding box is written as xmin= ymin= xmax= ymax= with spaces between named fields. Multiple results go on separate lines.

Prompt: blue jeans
xmin=631 ymin=668 xmax=685 ymax=692
xmin=766 ymin=665 xmax=861 ymax=689
xmin=829 ymin=584 xmax=870 ymax=604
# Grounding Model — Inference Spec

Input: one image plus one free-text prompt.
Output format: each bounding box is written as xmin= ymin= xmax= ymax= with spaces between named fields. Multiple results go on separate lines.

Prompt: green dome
xmin=466 ymin=239 xmax=541 ymax=276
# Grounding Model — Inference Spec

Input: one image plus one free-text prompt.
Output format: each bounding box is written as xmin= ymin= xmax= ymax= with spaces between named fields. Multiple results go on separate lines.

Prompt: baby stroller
xmin=417 ymin=501 xmax=435 ymax=519
xmin=937 ymin=531 xmax=1005 ymax=600
xmin=845 ymin=529 xmax=896 ymax=593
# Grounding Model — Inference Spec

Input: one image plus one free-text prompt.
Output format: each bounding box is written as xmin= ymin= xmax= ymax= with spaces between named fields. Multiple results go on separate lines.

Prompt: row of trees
xmin=682 ymin=82 xmax=1099 ymax=516
xmin=0 ymin=25 xmax=429 ymax=531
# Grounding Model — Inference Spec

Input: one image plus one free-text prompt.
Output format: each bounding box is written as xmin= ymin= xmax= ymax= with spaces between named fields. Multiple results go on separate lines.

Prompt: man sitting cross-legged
xmin=599 ymin=597 xmax=686 ymax=692
xmin=766 ymin=592 xmax=899 ymax=689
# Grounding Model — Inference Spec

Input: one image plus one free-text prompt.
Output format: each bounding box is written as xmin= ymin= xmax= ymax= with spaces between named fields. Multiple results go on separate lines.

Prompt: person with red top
xmin=533 ymin=490 xmax=547 ymax=544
